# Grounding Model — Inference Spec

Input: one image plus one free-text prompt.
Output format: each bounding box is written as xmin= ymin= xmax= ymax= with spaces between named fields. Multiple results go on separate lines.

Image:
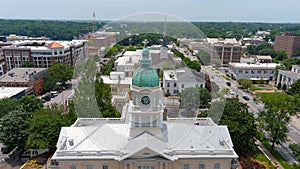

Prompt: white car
xmin=229 ymin=90 xmax=235 ymax=95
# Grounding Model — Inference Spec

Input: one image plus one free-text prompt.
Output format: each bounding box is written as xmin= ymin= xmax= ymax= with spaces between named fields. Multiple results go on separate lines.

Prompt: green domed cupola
xmin=132 ymin=48 xmax=159 ymax=87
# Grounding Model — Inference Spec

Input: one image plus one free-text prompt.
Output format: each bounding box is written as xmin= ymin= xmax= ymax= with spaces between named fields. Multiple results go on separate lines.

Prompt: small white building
xmin=115 ymin=50 xmax=142 ymax=77
xmin=163 ymin=68 xmax=205 ymax=96
xmin=277 ymin=65 xmax=300 ymax=89
xmin=228 ymin=62 xmax=278 ymax=81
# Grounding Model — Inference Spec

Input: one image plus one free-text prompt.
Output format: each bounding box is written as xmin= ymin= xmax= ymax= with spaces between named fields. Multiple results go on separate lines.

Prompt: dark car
xmin=226 ymin=82 xmax=231 ymax=86
xmin=242 ymin=95 xmax=250 ymax=100
xmin=41 ymin=93 xmax=51 ymax=101
xmin=1 ymin=145 xmax=9 ymax=154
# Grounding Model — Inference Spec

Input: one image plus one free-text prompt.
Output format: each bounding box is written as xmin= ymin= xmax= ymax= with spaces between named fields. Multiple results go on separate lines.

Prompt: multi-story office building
xmin=228 ymin=62 xmax=278 ymax=81
xmin=1 ymin=40 xmax=88 ymax=73
xmin=205 ymin=38 xmax=241 ymax=66
xmin=115 ymin=50 xmax=142 ymax=77
xmin=274 ymin=33 xmax=300 ymax=58
xmin=50 ymin=48 xmax=238 ymax=169
xmin=277 ymin=65 xmax=300 ymax=89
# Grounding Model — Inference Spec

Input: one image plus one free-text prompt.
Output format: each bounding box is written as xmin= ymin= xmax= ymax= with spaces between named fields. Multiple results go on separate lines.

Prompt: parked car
xmin=41 ymin=93 xmax=51 ymax=101
xmin=229 ymin=90 xmax=235 ymax=95
xmin=226 ymin=82 xmax=231 ymax=86
xmin=1 ymin=145 xmax=9 ymax=154
xmin=242 ymin=95 xmax=250 ymax=100
xmin=50 ymin=91 xmax=59 ymax=98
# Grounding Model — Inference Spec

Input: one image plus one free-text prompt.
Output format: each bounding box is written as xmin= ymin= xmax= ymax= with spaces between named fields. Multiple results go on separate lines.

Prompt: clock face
xmin=141 ymin=96 xmax=151 ymax=105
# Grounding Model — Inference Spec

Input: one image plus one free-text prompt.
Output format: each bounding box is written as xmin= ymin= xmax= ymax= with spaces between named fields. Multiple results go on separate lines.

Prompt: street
xmin=203 ymin=65 xmax=300 ymax=165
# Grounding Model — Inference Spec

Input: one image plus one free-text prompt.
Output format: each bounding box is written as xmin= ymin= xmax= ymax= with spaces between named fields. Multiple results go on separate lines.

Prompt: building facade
xmin=0 ymin=68 xmax=49 ymax=95
xmin=163 ymin=68 xmax=205 ymax=96
xmin=205 ymin=38 xmax=241 ymax=67
xmin=277 ymin=65 xmax=300 ymax=89
xmin=1 ymin=40 xmax=88 ymax=73
xmin=50 ymin=48 xmax=238 ymax=169
xmin=115 ymin=50 xmax=142 ymax=77
xmin=274 ymin=33 xmax=300 ymax=58
xmin=228 ymin=62 xmax=278 ymax=81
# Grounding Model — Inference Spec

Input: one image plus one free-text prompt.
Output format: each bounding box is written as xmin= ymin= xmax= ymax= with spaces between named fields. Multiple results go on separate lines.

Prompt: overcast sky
xmin=0 ymin=0 xmax=299 ymax=23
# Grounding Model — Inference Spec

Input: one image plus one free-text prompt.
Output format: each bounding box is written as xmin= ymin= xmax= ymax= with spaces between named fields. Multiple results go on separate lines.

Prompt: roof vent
xmin=68 ymin=139 xmax=74 ymax=146
xmin=194 ymin=121 xmax=199 ymax=125
xmin=219 ymin=139 xmax=224 ymax=146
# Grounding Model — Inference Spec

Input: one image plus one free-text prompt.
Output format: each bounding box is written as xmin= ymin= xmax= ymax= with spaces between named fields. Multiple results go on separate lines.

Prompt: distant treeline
xmin=193 ymin=22 xmax=300 ymax=41
xmin=0 ymin=19 xmax=105 ymax=40
xmin=0 ymin=19 xmax=300 ymax=41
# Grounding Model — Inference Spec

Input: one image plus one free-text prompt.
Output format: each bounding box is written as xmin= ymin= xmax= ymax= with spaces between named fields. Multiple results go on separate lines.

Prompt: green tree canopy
xmin=0 ymin=98 xmax=20 ymax=118
xmin=19 ymin=95 xmax=43 ymax=112
xmin=257 ymin=92 xmax=300 ymax=152
xmin=237 ymin=79 xmax=253 ymax=89
xmin=0 ymin=108 xmax=30 ymax=149
xmin=49 ymin=62 xmax=73 ymax=85
xmin=26 ymin=104 xmax=76 ymax=150
xmin=287 ymin=80 xmax=300 ymax=96
xmin=43 ymin=74 xmax=58 ymax=92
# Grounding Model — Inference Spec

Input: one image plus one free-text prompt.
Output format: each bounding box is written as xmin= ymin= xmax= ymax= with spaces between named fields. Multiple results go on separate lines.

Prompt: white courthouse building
xmin=50 ymin=48 xmax=238 ymax=169
xmin=277 ymin=65 xmax=300 ymax=89
xmin=228 ymin=62 xmax=278 ymax=81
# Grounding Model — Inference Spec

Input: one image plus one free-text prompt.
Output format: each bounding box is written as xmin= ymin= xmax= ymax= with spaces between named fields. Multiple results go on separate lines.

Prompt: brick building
xmin=274 ymin=33 xmax=300 ymax=58
xmin=1 ymin=40 xmax=88 ymax=73
xmin=0 ymin=68 xmax=49 ymax=95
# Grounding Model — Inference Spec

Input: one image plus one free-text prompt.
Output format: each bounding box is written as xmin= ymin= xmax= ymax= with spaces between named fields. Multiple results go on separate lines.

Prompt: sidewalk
xmin=256 ymin=140 xmax=284 ymax=169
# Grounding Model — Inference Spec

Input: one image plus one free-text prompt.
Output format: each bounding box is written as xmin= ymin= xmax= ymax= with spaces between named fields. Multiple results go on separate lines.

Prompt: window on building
xmin=70 ymin=165 xmax=76 ymax=169
xmin=87 ymin=165 xmax=92 ymax=169
xmin=167 ymin=83 xmax=170 ymax=87
xmin=251 ymin=70 xmax=255 ymax=74
xmin=213 ymin=163 xmax=220 ymax=169
xmin=183 ymin=164 xmax=189 ymax=169
xmin=137 ymin=166 xmax=155 ymax=169
xmin=152 ymin=118 xmax=157 ymax=127
xmin=103 ymin=165 xmax=108 ymax=169
xmin=245 ymin=71 xmax=248 ymax=74
xmin=134 ymin=116 xmax=139 ymax=127
xmin=111 ymin=87 xmax=117 ymax=92
xmin=258 ymin=70 xmax=261 ymax=74
xmin=199 ymin=164 xmax=205 ymax=169
xmin=182 ymin=84 xmax=184 ymax=88
xmin=264 ymin=70 xmax=267 ymax=74
xmin=174 ymin=83 xmax=177 ymax=87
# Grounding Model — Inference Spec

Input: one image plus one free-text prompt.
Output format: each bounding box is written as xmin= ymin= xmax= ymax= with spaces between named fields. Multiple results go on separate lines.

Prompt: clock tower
xmin=129 ymin=47 xmax=164 ymax=136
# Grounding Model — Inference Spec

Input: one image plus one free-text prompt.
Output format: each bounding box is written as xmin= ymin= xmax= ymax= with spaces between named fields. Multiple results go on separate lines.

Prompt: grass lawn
xmin=257 ymin=132 xmax=293 ymax=169
xmin=249 ymin=84 xmax=263 ymax=91
xmin=254 ymin=150 xmax=276 ymax=169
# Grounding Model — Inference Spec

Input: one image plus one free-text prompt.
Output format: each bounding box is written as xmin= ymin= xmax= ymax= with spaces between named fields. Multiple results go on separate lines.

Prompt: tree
xmin=287 ymin=80 xmax=300 ymax=96
xmin=275 ymin=50 xmax=288 ymax=61
xmin=237 ymin=79 xmax=253 ymax=89
xmin=0 ymin=98 xmax=20 ymax=118
xmin=296 ymin=47 xmax=300 ymax=56
xmin=21 ymin=61 xmax=34 ymax=68
xmin=220 ymin=98 xmax=257 ymax=156
xmin=43 ymin=74 xmax=57 ymax=92
xmin=49 ymin=62 xmax=73 ymax=85
xmin=0 ymin=108 xmax=30 ymax=149
xmin=257 ymin=92 xmax=300 ymax=152
xmin=198 ymin=98 xmax=257 ymax=156
xmin=19 ymin=95 xmax=43 ymax=112
xmin=26 ymin=104 xmax=76 ymax=150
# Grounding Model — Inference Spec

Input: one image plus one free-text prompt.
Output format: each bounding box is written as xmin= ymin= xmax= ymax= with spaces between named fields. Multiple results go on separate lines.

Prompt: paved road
xmin=203 ymin=65 xmax=300 ymax=165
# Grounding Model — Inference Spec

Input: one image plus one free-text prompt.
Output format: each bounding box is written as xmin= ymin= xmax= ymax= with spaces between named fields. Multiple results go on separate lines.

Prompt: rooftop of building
xmin=0 ymin=67 xmax=48 ymax=83
xmin=115 ymin=50 xmax=142 ymax=66
xmin=101 ymin=72 xmax=132 ymax=85
xmin=229 ymin=62 xmax=278 ymax=69
xmin=164 ymin=68 xmax=205 ymax=83
xmin=2 ymin=40 xmax=87 ymax=51
xmin=207 ymin=38 xmax=239 ymax=45
xmin=255 ymin=55 xmax=272 ymax=60
xmin=0 ymin=87 xmax=28 ymax=99
xmin=52 ymin=117 xmax=238 ymax=160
